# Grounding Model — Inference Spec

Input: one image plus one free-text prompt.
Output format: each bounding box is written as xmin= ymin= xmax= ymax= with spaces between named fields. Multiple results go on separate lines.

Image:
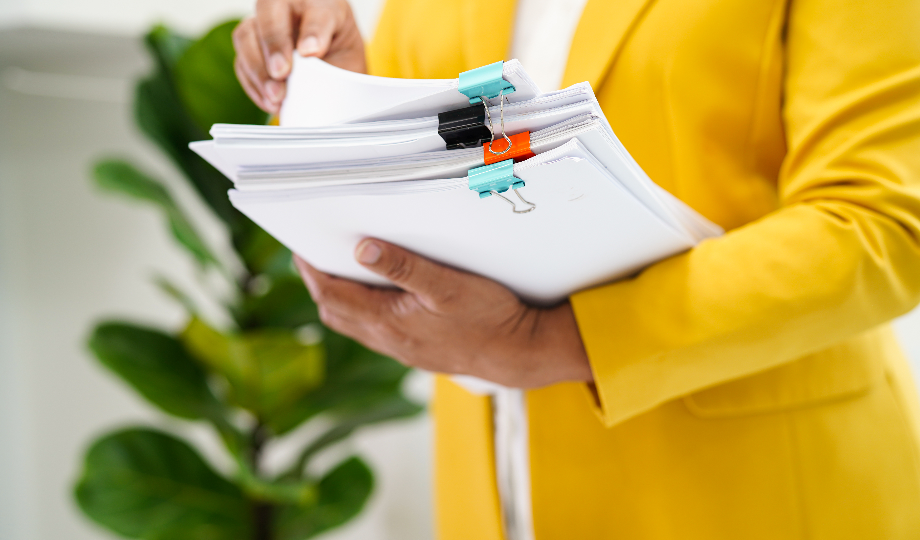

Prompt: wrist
xmin=524 ymin=302 xmax=593 ymax=387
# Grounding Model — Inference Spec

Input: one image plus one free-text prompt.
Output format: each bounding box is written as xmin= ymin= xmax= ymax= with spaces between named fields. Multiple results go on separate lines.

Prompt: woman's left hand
xmin=294 ymin=239 xmax=593 ymax=388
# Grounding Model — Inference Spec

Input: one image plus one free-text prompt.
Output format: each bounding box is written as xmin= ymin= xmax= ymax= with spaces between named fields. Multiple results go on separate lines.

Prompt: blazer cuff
xmin=570 ymin=280 xmax=668 ymax=428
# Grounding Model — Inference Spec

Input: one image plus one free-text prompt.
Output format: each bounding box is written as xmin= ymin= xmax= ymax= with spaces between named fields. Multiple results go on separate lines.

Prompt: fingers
xmin=234 ymin=59 xmax=267 ymax=112
xmin=232 ymin=0 xmax=368 ymax=111
xmin=296 ymin=0 xmax=341 ymax=57
xmin=293 ymin=255 xmax=391 ymax=319
xmin=255 ymin=0 xmax=295 ymax=80
xmin=233 ymin=18 xmax=284 ymax=113
xmin=293 ymin=255 xmax=407 ymax=353
xmin=355 ymin=239 xmax=459 ymax=306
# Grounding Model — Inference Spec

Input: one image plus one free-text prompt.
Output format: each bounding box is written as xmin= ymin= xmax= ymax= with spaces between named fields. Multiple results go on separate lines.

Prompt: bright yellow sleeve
xmin=571 ymin=0 xmax=920 ymax=427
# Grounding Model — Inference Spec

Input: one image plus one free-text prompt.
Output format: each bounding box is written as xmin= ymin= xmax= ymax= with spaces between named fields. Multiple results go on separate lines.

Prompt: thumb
xmin=355 ymin=239 xmax=454 ymax=302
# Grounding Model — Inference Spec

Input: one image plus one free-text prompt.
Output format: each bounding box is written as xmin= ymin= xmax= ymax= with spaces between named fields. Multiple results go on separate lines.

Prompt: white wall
xmin=0 ymin=0 xmax=383 ymax=37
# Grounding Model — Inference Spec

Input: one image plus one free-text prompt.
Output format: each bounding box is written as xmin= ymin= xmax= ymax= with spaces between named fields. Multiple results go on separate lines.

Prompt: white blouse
xmin=509 ymin=0 xmax=591 ymax=92
xmin=454 ymin=2 xmax=591 ymax=539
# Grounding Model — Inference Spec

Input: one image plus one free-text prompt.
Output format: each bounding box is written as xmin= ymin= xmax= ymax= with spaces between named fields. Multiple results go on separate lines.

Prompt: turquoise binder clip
xmin=458 ymin=61 xmax=516 ymax=104
xmin=467 ymin=159 xmax=536 ymax=213
xmin=468 ymin=159 xmax=522 ymax=198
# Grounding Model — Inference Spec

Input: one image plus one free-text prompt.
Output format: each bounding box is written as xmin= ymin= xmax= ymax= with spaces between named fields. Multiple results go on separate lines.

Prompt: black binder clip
xmin=438 ymin=104 xmax=493 ymax=150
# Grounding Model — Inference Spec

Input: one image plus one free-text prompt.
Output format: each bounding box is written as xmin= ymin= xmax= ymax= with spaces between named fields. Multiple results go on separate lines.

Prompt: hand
xmin=232 ymin=0 xmax=367 ymax=114
xmin=294 ymin=240 xmax=593 ymax=388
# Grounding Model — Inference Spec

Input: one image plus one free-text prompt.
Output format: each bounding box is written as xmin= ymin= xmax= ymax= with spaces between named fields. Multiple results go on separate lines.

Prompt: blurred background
xmin=1 ymin=1 xmax=919 ymax=540
xmin=0 ymin=1 xmax=438 ymax=540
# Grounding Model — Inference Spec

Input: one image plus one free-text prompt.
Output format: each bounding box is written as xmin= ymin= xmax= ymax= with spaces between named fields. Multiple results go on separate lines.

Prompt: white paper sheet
xmin=228 ymin=140 xmax=713 ymax=305
xmin=279 ymin=57 xmax=542 ymax=126
xmin=193 ymin=84 xmax=602 ymax=181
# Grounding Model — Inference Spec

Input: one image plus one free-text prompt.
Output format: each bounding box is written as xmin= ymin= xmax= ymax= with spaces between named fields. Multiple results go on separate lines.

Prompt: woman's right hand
xmin=232 ymin=0 xmax=367 ymax=114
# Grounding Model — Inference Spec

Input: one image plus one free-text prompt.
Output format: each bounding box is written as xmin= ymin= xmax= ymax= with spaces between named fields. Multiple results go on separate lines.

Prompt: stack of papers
xmin=280 ymin=56 xmax=542 ymax=126
xmin=192 ymin=58 xmax=721 ymax=304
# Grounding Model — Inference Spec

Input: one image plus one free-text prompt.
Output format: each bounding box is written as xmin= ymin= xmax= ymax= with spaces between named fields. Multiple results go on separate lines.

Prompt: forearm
xmin=574 ymin=198 xmax=920 ymax=426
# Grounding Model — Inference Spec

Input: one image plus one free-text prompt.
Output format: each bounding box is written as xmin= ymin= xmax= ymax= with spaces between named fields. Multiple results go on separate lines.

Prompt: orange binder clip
xmin=483 ymin=131 xmax=535 ymax=165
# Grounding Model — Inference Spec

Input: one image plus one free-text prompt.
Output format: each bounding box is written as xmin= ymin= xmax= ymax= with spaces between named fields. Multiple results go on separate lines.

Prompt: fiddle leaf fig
xmin=88 ymin=321 xmax=223 ymax=422
xmin=136 ymin=23 xmax=287 ymax=277
xmin=135 ymin=26 xmax=243 ymax=235
xmin=234 ymin=274 xmax=320 ymax=330
xmin=181 ymin=317 xmax=324 ymax=422
xmin=267 ymin=330 xmax=411 ymax=435
xmin=283 ymin=393 xmax=422 ymax=478
xmin=80 ymin=18 xmax=424 ymax=540
xmin=174 ymin=20 xmax=268 ymax=133
xmin=75 ymin=427 xmax=251 ymax=540
xmin=146 ymin=24 xmax=192 ymax=72
xmin=275 ymin=457 xmax=373 ymax=540
xmin=152 ymin=273 xmax=200 ymax=316
xmin=93 ymin=159 xmax=218 ymax=268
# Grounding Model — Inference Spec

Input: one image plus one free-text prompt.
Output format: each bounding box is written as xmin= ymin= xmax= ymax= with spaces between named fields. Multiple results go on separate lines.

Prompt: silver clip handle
xmin=490 ymin=188 xmax=536 ymax=214
xmin=482 ymin=90 xmax=513 ymax=156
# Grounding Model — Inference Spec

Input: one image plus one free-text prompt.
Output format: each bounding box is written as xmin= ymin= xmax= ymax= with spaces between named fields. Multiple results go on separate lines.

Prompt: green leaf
xmin=235 ymin=227 xmax=293 ymax=278
xmin=134 ymin=24 xmax=285 ymax=277
xmin=75 ymin=427 xmax=251 ymax=540
xmin=283 ymin=394 xmax=422 ymax=479
xmin=235 ymin=465 xmax=317 ymax=507
xmin=94 ymin=159 xmax=171 ymax=205
xmin=174 ymin=20 xmax=268 ymax=133
xmin=93 ymin=159 xmax=218 ymax=267
xmin=275 ymin=457 xmax=373 ymax=540
xmin=267 ymin=330 xmax=415 ymax=435
xmin=134 ymin=23 xmax=278 ymax=274
xmin=235 ymin=275 xmax=320 ymax=330
xmin=147 ymin=24 xmax=192 ymax=71
xmin=135 ymin=27 xmax=243 ymax=234
xmin=153 ymin=273 xmax=200 ymax=315
xmin=88 ymin=321 xmax=223 ymax=421
xmin=181 ymin=318 xmax=324 ymax=421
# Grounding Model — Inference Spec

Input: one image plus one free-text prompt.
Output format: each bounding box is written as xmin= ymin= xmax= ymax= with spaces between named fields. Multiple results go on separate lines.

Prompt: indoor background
xmin=0 ymin=1 xmax=918 ymax=539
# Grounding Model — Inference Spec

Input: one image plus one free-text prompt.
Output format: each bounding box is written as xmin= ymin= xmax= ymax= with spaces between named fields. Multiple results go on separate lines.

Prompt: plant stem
xmin=252 ymin=502 xmax=273 ymax=540
xmin=249 ymin=422 xmax=274 ymax=540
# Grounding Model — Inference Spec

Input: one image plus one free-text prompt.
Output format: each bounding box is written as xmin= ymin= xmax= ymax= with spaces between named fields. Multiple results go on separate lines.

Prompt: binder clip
xmin=457 ymin=61 xmax=518 ymax=156
xmin=438 ymin=105 xmax=493 ymax=150
xmin=467 ymin=159 xmax=536 ymax=214
xmin=458 ymin=61 xmax=516 ymax=104
xmin=483 ymin=131 xmax=535 ymax=165
xmin=440 ymin=61 xmax=518 ymax=151
xmin=438 ymin=62 xmax=515 ymax=156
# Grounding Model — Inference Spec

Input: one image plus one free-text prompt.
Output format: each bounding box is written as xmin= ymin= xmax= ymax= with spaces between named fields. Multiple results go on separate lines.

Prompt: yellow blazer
xmin=368 ymin=0 xmax=920 ymax=537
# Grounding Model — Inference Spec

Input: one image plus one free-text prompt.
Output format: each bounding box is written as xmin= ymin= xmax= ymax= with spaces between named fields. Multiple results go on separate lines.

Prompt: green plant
xmin=74 ymin=20 xmax=422 ymax=540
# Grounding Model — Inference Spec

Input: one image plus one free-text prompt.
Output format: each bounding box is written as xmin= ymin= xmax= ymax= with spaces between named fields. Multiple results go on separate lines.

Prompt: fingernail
xmin=356 ymin=240 xmax=381 ymax=264
xmin=299 ymin=36 xmax=320 ymax=56
xmin=269 ymin=53 xmax=288 ymax=78
xmin=264 ymin=79 xmax=283 ymax=102
xmin=293 ymin=255 xmax=307 ymax=271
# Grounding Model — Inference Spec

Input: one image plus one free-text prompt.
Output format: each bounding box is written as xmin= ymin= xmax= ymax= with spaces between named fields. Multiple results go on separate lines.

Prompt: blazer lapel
xmin=461 ymin=0 xmax=518 ymax=70
xmin=561 ymin=0 xmax=658 ymax=89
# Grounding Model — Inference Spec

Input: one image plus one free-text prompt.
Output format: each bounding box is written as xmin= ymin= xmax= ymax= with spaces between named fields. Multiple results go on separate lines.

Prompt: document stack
xmin=192 ymin=57 xmax=722 ymax=304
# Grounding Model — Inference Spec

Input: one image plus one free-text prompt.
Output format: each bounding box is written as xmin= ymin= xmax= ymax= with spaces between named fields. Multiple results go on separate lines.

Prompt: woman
xmin=232 ymin=0 xmax=920 ymax=537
